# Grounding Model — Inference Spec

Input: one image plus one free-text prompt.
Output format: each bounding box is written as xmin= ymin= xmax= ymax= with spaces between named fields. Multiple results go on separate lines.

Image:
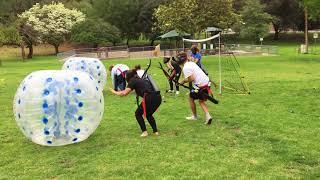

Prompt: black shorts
xmin=190 ymin=88 xmax=209 ymax=101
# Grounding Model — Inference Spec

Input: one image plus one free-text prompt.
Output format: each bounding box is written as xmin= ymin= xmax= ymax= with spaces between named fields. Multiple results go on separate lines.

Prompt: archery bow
xmin=141 ymin=59 xmax=151 ymax=79
xmin=158 ymin=62 xmax=219 ymax=104
xmin=136 ymin=59 xmax=152 ymax=106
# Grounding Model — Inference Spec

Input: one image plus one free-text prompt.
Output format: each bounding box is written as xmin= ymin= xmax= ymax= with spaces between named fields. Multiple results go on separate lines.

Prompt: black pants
xmin=115 ymin=74 xmax=126 ymax=91
xmin=169 ymin=72 xmax=181 ymax=91
xmin=135 ymin=92 xmax=162 ymax=133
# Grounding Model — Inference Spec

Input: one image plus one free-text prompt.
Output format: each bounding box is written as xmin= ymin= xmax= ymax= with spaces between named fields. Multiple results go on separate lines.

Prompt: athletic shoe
xmin=205 ymin=118 xmax=213 ymax=125
xmin=140 ymin=131 xmax=148 ymax=137
xmin=167 ymin=90 xmax=173 ymax=93
xmin=175 ymin=91 xmax=180 ymax=95
xmin=154 ymin=132 xmax=159 ymax=136
xmin=186 ymin=115 xmax=198 ymax=120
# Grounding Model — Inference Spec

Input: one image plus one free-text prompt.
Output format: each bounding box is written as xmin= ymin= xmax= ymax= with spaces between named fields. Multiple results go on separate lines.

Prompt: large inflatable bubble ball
xmin=62 ymin=57 xmax=107 ymax=91
xmin=13 ymin=70 xmax=104 ymax=146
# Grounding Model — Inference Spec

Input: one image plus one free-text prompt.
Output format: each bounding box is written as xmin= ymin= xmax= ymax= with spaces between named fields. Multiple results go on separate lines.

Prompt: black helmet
xmin=176 ymin=52 xmax=188 ymax=65
xmin=125 ymin=70 xmax=137 ymax=83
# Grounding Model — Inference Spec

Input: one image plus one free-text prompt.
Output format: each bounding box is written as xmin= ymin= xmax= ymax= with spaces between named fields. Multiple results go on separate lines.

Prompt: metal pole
xmin=183 ymin=39 xmax=185 ymax=51
xmin=219 ymin=33 xmax=222 ymax=95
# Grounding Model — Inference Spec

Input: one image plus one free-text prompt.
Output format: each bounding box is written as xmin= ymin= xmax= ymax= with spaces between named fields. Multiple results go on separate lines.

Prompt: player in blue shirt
xmin=189 ymin=45 xmax=208 ymax=75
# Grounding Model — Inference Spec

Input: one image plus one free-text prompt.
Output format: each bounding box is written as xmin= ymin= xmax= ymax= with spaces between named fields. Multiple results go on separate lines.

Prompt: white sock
xmin=205 ymin=112 xmax=212 ymax=120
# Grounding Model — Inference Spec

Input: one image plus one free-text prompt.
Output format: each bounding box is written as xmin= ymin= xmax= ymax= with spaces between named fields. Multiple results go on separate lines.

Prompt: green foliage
xmin=154 ymin=0 xmax=238 ymax=34
xmin=302 ymin=0 xmax=320 ymax=19
xmin=92 ymin=0 xmax=166 ymax=43
xmin=238 ymin=0 xmax=272 ymax=43
xmin=261 ymin=0 xmax=302 ymax=33
xmin=0 ymin=25 xmax=21 ymax=46
xmin=71 ymin=18 xmax=121 ymax=46
xmin=2 ymin=26 xmax=21 ymax=45
xmin=0 ymin=30 xmax=5 ymax=46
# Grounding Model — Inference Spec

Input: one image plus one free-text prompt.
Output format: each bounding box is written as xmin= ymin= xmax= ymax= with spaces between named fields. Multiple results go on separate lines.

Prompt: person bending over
xmin=163 ymin=57 xmax=181 ymax=95
xmin=177 ymin=52 xmax=213 ymax=125
xmin=109 ymin=64 xmax=129 ymax=91
xmin=110 ymin=69 xmax=162 ymax=137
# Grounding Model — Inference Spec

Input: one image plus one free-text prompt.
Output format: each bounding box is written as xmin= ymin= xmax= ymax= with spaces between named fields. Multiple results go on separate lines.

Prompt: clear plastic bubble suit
xmin=62 ymin=57 xmax=107 ymax=91
xmin=13 ymin=70 xmax=104 ymax=146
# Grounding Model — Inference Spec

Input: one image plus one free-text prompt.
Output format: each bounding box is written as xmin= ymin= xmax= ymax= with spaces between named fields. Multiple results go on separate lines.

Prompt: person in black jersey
xmin=163 ymin=57 xmax=182 ymax=95
xmin=110 ymin=69 xmax=162 ymax=137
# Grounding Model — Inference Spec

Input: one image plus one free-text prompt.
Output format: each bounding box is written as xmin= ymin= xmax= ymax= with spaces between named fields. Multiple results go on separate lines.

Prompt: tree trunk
xmin=304 ymin=7 xmax=309 ymax=54
xmin=54 ymin=45 xmax=59 ymax=55
xmin=27 ymin=45 xmax=33 ymax=59
xmin=272 ymin=22 xmax=280 ymax=40
xmin=21 ymin=42 xmax=26 ymax=61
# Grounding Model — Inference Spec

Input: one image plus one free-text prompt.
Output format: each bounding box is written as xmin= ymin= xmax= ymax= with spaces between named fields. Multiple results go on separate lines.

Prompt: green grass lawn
xmin=0 ymin=46 xmax=320 ymax=179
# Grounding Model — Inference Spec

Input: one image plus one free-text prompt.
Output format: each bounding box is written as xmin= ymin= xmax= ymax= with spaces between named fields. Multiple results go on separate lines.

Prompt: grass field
xmin=0 ymin=45 xmax=320 ymax=179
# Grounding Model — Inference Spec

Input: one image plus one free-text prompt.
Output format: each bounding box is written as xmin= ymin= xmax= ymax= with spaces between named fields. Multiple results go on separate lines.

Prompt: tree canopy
xmin=19 ymin=2 xmax=85 ymax=54
xmin=154 ymin=0 xmax=238 ymax=34
xmin=239 ymin=0 xmax=272 ymax=42
xmin=71 ymin=18 xmax=121 ymax=47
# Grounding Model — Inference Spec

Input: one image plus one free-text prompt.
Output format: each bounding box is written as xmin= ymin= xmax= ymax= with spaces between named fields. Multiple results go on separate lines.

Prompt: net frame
xmin=183 ymin=33 xmax=250 ymax=95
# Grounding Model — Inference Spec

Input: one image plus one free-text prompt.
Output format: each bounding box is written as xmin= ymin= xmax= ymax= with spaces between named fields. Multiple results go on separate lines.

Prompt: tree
xmin=261 ymin=0 xmax=302 ymax=40
xmin=154 ymin=0 xmax=238 ymax=35
xmin=154 ymin=0 xmax=197 ymax=33
xmin=1 ymin=26 xmax=21 ymax=45
xmin=300 ymin=0 xmax=320 ymax=53
xmin=18 ymin=3 xmax=85 ymax=54
xmin=71 ymin=18 xmax=121 ymax=47
xmin=238 ymin=0 xmax=272 ymax=43
xmin=18 ymin=22 xmax=39 ymax=59
xmin=137 ymin=0 xmax=168 ymax=45
xmin=92 ymin=0 xmax=167 ymax=45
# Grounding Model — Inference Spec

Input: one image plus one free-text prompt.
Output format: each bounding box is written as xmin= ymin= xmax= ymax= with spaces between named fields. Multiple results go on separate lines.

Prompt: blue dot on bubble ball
xmin=96 ymin=87 xmax=99 ymax=91
xmin=97 ymin=66 xmax=100 ymax=69
xmin=47 ymin=78 xmax=52 ymax=82
xmin=98 ymin=73 xmax=101 ymax=76
xmin=98 ymin=81 xmax=101 ymax=84
xmin=42 ymin=117 xmax=48 ymax=124
xmin=44 ymin=130 xmax=50 ymax=135
xmin=73 ymin=138 xmax=78 ymax=142
xmin=76 ymin=89 xmax=81 ymax=94
xmin=18 ymin=114 xmax=21 ymax=119
xmin=90 ymin=76 xmax=93 ymax=80
xmin=75 ymin=129 xmax=81 ymax=133
xmin=74 ymin=77 xmax=79 ymax=82
xmin=44 ymin=89 xmax=50 ymax=96
xmin=47 ymin=141 xmax=52 ymax=144
xmin=43 ymin=102 xmax=48 ymax=109
xmin=23 ymin=86 xmax=26 ymax=91
xmin=78 ymin=102 xmax=83 ymax=107
xmin=18 ymin=99 xmax=21 ymax=104
xmin=78 ymin=116 xmax=83 ymax=121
